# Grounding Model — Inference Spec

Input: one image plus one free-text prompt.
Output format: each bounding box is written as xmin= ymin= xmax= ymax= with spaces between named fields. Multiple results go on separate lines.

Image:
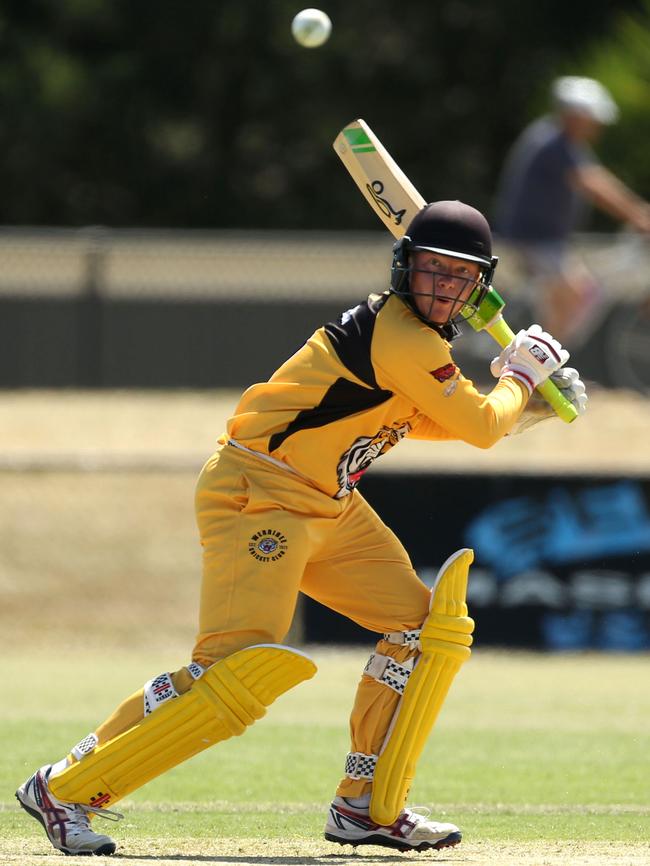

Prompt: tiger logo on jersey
xmin=336 ymin=422 xmax=411 ymax=498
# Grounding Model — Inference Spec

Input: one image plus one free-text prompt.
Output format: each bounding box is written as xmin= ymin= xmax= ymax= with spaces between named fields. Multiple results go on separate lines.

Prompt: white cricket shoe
xmin=324 ymin=796 xmax=461 ymax=851
xmin=16 ymin=765 xmax=118 ymax=856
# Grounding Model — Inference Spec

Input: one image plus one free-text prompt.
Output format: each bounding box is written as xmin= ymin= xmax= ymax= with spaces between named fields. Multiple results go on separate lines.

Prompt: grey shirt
xmin=494 ymin=116 xmax=596 ymax=242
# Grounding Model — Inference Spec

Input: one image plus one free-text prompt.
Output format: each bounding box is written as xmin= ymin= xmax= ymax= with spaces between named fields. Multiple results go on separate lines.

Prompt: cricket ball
xmin=291 ymin=8 xmax=332 ymax=48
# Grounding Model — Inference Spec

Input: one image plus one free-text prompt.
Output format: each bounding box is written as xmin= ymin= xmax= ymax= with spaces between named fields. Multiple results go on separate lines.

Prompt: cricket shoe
xmin=324 ymin=796 xmax=461 ymax=851
xmin=16 ymin=765 xmax=120 ymax=856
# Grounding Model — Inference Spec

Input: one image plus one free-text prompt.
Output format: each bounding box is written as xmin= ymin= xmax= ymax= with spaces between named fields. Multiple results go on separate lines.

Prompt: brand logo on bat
xmin=366 ymin=180 xmax=407 ymax=226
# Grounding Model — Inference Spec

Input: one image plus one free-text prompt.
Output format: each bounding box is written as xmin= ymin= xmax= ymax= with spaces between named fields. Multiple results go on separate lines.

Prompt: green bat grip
xmin=466 ymin=288 xmax=578 ymax=424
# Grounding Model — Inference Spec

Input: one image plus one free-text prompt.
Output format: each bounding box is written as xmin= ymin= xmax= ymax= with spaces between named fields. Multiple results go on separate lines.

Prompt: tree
xmin=0 ymin=0 xmax=643 ymax=228
xmin=580 ymin=0 xmax=650 ymax=200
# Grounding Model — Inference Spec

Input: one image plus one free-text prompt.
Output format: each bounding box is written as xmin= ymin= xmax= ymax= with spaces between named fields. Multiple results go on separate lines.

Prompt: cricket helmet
xmin=391 ymin=200 xmax=498 ymax=331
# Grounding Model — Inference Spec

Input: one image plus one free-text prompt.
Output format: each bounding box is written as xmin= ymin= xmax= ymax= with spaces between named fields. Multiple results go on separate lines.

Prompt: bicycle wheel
xmin=605 ymin=297 xmax=650 ymax=393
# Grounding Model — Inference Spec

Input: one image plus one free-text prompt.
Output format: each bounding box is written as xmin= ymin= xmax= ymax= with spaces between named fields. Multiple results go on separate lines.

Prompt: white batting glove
xmin=551 ymin=366 xmax=588 ymax=414
xmin=508 ymin=367 xmax=588 ymax=434
xmin=490 ymin=324 xmax=570 ymax=395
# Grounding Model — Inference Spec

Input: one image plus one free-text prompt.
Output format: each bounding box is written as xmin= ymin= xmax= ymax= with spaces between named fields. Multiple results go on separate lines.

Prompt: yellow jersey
xmin=225 ymin=291 xmax=526 ymax=498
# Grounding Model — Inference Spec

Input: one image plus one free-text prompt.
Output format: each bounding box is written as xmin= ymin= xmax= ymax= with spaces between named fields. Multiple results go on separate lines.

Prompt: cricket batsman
xmin=16 ymin=201 xmax=586 ymax=855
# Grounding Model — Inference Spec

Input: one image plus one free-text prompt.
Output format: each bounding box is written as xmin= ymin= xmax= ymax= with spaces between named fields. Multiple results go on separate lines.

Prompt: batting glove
xmin=508 ymin=367 xmax=588 ymax=434
xmin=550 ymin=366 xmax=588 ymax=414
xmin=490 ymin=324 xmax=570 ymax=395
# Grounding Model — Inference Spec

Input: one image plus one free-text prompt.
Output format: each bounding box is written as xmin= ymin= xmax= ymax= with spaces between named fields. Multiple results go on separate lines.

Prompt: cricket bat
xmin=333 ymin=118 xmax=578 ymax=423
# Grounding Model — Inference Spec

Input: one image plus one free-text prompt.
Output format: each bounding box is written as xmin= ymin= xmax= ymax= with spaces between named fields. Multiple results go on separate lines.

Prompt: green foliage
xmin=580 ymin=0 xmax=650 ymax=197
xmin=0 ymin=0 xmax=644 ymax=227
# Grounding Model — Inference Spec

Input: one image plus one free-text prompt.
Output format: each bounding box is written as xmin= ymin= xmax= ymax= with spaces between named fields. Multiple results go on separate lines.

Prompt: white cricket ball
xmin=291 ymin=8 xmax=332 ymax=48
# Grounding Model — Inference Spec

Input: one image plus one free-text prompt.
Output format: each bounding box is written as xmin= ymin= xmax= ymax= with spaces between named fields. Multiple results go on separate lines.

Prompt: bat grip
xmin=485 ymin=316 xmax=578 ymax=424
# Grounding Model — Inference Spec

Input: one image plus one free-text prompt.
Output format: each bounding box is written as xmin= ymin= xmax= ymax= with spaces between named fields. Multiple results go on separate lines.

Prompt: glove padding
xmin=490 ymin=324 xmax=570 ymax=394
xmin=509 ymin=367 xmax=588 ymax=435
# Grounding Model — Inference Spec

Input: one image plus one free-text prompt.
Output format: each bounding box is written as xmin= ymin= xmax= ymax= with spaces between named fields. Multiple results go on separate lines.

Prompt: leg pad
xmin=370 ymin=549 xmax=474 ymax=826
xmin=49 ymin=644 xmax=316 ymax=809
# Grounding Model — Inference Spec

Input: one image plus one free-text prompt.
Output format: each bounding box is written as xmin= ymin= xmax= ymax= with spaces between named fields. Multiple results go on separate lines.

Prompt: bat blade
xmin=333 ymin=119 xmax=425 ymax=239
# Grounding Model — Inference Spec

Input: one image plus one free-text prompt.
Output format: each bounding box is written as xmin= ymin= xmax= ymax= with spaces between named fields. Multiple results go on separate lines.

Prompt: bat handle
xmin=485 ymin=316 xmax=578 ymax=424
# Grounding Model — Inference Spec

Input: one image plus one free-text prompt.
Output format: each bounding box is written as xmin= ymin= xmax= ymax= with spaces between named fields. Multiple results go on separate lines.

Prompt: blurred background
xmin=1 ymin=0 xmax=650 ymax=655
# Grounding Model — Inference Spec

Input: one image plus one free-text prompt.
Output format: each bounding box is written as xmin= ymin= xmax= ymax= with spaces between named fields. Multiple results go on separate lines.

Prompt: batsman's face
xmin=409 ymin=251 xmax=482 ymax=324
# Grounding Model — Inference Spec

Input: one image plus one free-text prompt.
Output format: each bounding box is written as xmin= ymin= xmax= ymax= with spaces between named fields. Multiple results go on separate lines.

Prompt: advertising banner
xmin=303 ymin=473 xmax=650 ymax=651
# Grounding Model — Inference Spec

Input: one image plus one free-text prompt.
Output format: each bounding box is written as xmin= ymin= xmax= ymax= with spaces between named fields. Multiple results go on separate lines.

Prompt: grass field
xmin=2 ymin=389 xmax=650 ymax=863
xmin=2 ymin=645 xmax=650 ymax=865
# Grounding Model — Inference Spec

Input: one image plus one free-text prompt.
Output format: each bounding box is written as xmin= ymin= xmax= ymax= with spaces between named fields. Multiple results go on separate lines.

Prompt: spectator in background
xmin=494 ymin=76 xmax=650 ymax=346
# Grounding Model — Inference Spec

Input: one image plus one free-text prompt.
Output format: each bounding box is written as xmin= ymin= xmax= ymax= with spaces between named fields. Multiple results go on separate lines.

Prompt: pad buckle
xmin=383 ymin=629 xmax=421 ymax=649
xmin=364 ymin=653 xmax=414 ymax=695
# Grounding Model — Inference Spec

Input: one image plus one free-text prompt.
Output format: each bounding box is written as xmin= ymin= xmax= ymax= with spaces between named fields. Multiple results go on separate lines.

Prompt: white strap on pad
xmin=383 ymin=629 xmax=422 ymax=649
xmin=364 ymin=652 xmax=414 ymax=695
xmin=187 ymin=661 xmax=205 ymax=681
xmin=345 ymin=751 xmax=377 ymax=780
xmin=143 ymin=672 xmax=179 ymax=716
xmin=71 ymin=732 xmax=99 ymax=761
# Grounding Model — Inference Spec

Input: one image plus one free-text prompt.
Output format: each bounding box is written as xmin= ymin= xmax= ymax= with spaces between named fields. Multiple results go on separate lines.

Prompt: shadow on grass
xmin=115 ymin=854 xmax=462 ymax=864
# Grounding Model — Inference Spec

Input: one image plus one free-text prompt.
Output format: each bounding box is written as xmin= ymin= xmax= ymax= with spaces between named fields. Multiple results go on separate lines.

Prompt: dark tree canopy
xmin=0 ymin=0 xmax=646 ymax=228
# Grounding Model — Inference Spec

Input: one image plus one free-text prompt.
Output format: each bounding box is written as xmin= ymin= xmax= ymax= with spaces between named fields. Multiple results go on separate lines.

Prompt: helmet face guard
xmin=391 ymin=238 xmax=498 ymax=326
xmin=390 ymin=201 xmax=499 ymax=329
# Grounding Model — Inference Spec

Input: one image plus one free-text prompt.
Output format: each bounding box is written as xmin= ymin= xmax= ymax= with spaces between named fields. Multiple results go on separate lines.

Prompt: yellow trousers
xmin=95 ymin=443 xmax=430 ymax=798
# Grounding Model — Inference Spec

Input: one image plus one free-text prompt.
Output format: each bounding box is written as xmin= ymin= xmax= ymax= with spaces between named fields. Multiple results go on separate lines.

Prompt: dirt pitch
xmin=2 ymin=838 xmax=650 ymax=866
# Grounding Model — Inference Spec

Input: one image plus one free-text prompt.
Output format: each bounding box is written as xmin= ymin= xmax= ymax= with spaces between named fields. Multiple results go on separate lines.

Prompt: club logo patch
xmin=248 ymin=529 xmax=288 ymax=562
xmin=431 ymin=363 xmax=457 ymax=382
xmin=530 ymin=344 xmax=550 ymax=363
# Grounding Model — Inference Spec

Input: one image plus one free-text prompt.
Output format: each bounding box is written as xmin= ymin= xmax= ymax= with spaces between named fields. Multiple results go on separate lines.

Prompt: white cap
xmin=551 ymin=76 xmax=619 ymax=124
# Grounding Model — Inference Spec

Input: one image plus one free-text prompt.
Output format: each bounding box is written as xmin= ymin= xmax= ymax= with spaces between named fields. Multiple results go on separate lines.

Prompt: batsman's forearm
xmin=484 ymin=316 xmax=578 ymax=424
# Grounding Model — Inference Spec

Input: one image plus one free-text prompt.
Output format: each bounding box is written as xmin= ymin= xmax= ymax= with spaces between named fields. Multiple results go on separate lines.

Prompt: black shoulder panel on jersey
xmin=323 ymin=293 xmax=389 ymax=388
xmin=268 ymin=377 xmax=392 ymax=453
